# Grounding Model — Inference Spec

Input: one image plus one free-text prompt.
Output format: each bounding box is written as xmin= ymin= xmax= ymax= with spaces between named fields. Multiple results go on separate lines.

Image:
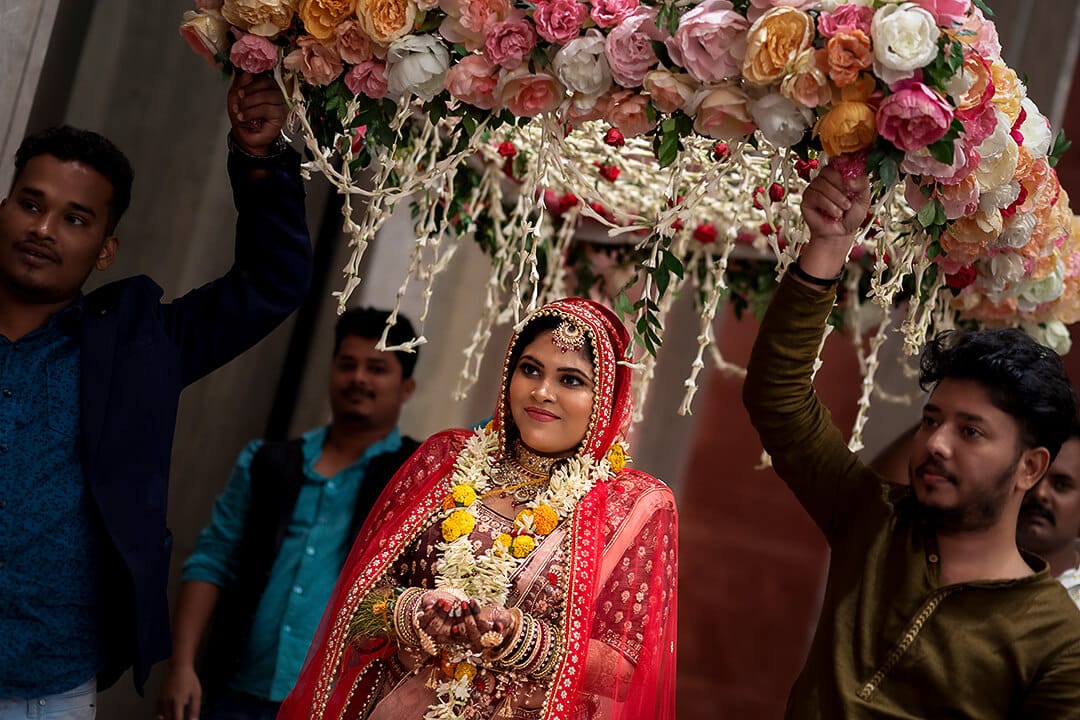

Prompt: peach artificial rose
xmin=604 ymin=91 xmax=653 ymax=137
xmin=780 ymin=48 xmax=831 ymax=108
xmin=357 ymin=0 xmax=417 ymax=44
xmin=692 ymin=83 xmax=756 ymax=140
xmin=743 ymin=6 xmax=814 ymax=85
xmin=989 ymin=60 xmax=1022 ymax=124
xmin=222 ymin=0 xmax=298 ymax=37
xmin=814 ymin=99 xmax=875 ymax=156
xmin=335 ymin=19 xmax=377 ymax=63
xmin=642 ymin=70 xmax=697 ymax=113
xmin=826 ymin=29 xmax=872 ymax=87
xmin=497 ymin=68 xmax=564 ymax=117
xmin=961 ymin=296 xmax=1020 ymax=323
xmin=300 ymin=0 xmax=357 ymax=39
xmin=283 ymin=34 xmax=344 ymax=84
xmin=940 ymin=214 xmax=996 ymax=263
xmin=180 ymin=9 xmax=231 ymax=64
xmin=952 ymin=53 xmax=993 ymax=114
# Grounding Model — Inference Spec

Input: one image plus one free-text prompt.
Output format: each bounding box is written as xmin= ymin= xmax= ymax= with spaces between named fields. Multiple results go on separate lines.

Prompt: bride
xmin=278 ymin=298 xmax=678 ymax=720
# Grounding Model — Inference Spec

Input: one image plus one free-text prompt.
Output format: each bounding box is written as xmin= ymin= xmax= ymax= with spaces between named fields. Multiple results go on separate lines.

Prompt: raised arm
xmin=161 ymin=72 xmax=313 ymax=385
xmin=741 ymin=164 xmax=883 ymax=543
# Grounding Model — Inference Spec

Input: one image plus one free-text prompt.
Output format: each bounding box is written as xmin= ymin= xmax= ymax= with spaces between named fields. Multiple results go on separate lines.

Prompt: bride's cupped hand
xmin=418 ymin=590 xmax=516 ymax=654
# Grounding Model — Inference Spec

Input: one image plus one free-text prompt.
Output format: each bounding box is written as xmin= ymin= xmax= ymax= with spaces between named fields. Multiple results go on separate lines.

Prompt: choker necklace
xmin=509 ymin=439 xmax=559 ymax=478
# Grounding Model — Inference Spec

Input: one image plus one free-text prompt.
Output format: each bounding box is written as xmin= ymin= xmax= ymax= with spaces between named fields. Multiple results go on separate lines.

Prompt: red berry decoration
xmin=693 ymin=224 xmax=718 ymax=244
xmin=759 ymin=222 xmax=774 ymax=236
xmin=498 ymin=141 xmax=517 ymax=158
xmin=598 ymin=164 xmax=620 ymax=182
xmin=753 ymin=185 xmax=765 ymax=210
xmin=604 ymin=128 xmax=626 ymax=147
xmin=712 ymin=142 xmax=729 ymax=160
xmin=769 ymin=183 xmax=785 ymax=202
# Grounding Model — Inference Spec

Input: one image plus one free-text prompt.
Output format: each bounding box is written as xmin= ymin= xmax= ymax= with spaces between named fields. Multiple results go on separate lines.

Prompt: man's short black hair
xmin=13 ymin=125 xmax=133 ymax=234
xmin=334 ymin=307 xmax=419 ymax=378
xmin=920 ymin=328 xmax=1078 ymax=460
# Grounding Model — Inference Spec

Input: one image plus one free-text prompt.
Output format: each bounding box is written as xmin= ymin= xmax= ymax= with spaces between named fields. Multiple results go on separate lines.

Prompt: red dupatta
xmin=278 ymin=298 xmax=677 ymax=720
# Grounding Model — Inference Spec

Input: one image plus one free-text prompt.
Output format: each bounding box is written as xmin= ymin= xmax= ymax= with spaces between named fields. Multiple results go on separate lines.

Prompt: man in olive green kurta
xmin=743 ymin=165 xmax=1080 ymax=719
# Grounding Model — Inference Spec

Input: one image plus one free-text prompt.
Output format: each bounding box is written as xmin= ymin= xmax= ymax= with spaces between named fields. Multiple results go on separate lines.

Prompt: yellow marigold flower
xmin=496 ymin=533 xmax=514 ymax=548
xmin=441 ymin=509 xmax=476 ymax=542
xmin=454 ymin=661 xmax=478 ymax=682
xmin=451 ymin=484 xmax=477 ymax=507
xmin=531 ymin=505 xmax=559 ymax=536
xmin=511 ymin=534 xmax=536 ymax=558
xmin=607 ymin=444 xmax=627 ymax=474
xmin=484 ymin=419 xmax=495 ymax=433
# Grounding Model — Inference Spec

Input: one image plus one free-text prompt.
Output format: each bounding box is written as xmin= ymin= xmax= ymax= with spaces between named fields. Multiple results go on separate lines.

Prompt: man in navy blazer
xmin=0 ymin=71 xmax=312 ymax=717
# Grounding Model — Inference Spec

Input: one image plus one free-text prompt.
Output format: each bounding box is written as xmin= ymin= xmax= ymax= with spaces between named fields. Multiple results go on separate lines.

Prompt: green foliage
xmin=1049 ymin=129 xmax=1072 ymax=168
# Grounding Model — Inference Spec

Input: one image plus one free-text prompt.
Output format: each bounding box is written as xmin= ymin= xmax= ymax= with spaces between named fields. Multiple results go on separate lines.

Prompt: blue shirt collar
xmin=302 ymin=425 xmax=403 ymax=481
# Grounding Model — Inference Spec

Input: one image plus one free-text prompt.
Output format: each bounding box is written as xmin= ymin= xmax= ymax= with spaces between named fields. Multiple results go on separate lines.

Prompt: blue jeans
xmin=203 ymin=692 xmax=280 ymax=720
xmin=0 ymin=678 xmax=96 ymax=720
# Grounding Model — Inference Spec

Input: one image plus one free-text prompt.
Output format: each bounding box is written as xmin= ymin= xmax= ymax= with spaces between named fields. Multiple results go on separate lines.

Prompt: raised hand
xmin=797 ymin=161 xmax=872 ymax=282
xmin=227 ymin=71 xmax=288 ymax=156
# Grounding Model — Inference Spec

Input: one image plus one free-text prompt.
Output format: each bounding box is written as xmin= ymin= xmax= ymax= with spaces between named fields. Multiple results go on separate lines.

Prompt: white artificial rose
xmin=978 ymin=180 xmax=1019 ymax=213
xmin=976 ymin=108 xmax=1011 ymax=158
xmin=386 ymin=34 xmax=450 ymax=101
xmin=747 ymin=92 xmax=812 ymax=148
xmin=980 ymin=252 xmax=1026 ymax=294
xmin=974 ymin=135 xmax=1018 ymax=192
xmin=1026 ymin=320 xmax=1073 ymax=355
xmin=553 ymin=31 xmax=613 ymax=97
xmin=1019 ymin=97 xmax=1053 ymax=158
xmin=995 ymin=212 xmax=1037 ymax=250
xmin=871 ymin=3 xmax=940 ymax=85
xmin=1019 ymin=260 xmax=1065 ymax=311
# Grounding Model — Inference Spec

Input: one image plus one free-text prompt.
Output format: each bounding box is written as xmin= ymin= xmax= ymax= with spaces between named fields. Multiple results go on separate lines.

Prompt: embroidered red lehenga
xmin=278 ymin=298 xmax=677 ymax=720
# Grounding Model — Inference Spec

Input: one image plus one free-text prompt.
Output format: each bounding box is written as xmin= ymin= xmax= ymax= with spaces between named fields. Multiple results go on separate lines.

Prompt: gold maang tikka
xmin=551 ymin=318 xmax=586 ymax=353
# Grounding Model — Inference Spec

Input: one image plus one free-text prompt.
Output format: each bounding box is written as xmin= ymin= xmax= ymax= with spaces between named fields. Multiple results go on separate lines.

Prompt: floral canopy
xmin=182 ymin=0 xmax=1078 ymax=447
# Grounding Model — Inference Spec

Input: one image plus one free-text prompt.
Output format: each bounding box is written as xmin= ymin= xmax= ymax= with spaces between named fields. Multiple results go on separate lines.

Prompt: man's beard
xmin=914 ymin=460 xmax=1017 ymax=533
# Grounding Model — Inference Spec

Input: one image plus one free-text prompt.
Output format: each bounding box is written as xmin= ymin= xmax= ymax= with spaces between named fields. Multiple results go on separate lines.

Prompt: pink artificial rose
xmin=604 ymin=91 xmax=653 ymax=137
xmin=497 ymin=68 xmax=564 ymax=116
xmin=876 ymin=79 xmax=954 ymax=152
xmin=444 ymin=54 xmax=500 ymax=109
xmin=642 ymin=70 xmax=697 ymax=113
xmin=901 ymin=140 xmax=980 ymax=184
xmin=956 ymin=6 xmax=1001 ymax=60
xmin=605 ymin=7 xmax=664 ymax=88
xmin=817 ymin=4 xmax=874 ymax=38
xmin=910 ymin=0 xmax=971 ymax=28
xmin=692 ymin=83 xmax=756 ymax=140
xmin=335 ymin=20 xmax=376 ymax=64
xmin=590 ymin=0 xmax=638 ymax=29
xmin=533 ymin=0 xmax=587 ymax=44
xmin=484 ymin=13 xmax=538 ymax=69
xmin=229 ymin=32 xmax=278 ymax=73
xmin=746 ymin=0 xmax=817 ymax=22
xmin=283 ymin=35 xmax=344 ymax=86
xmin=665 ymin=0 xmax=749 ymax=85
xmin=959 ymin=101 xmax=997 ymax=148
xmin=344 ymin=60 xmax=389 ymax=98
xmin=439 ymin=0 xmax=512 ymax=51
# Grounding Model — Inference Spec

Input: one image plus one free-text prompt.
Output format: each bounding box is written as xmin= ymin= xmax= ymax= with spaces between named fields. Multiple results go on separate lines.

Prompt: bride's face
xmin=508 ymin=329 xmax=595 ymax=457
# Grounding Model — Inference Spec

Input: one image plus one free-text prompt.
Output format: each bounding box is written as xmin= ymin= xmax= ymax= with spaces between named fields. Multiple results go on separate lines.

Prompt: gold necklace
xmin=509 ymin=439 xmax=558 ymax=477
xmin=486 ymin=440 xmax=558 ymax=502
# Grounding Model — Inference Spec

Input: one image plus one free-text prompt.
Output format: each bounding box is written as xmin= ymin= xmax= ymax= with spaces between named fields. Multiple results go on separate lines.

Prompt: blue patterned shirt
xmin=183 ymin=425 xmax=402 ymax=701
xmin=0 ymin=299 xmax=102 ymax=697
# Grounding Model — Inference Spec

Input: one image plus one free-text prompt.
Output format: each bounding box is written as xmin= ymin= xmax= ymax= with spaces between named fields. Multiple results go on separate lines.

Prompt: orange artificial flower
xmin=743 ymin=7 xmax=815 ymax=85
xmin=826 ymin=30 xmax=873 ymax=88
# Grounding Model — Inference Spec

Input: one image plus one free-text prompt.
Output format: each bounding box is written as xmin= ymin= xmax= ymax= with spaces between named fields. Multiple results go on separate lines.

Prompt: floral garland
xmin=180 ymin=0 xmax=1079 ymax=437
xmin=418 ymin=423 xmax=626 ymax=719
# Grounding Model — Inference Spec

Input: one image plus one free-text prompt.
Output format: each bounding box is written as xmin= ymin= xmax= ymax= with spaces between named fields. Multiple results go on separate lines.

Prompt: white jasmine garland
xmin=871 ymin=3 xmax=940 ymax=85
xmin=386 ymin=34 xmax=450 ymax=101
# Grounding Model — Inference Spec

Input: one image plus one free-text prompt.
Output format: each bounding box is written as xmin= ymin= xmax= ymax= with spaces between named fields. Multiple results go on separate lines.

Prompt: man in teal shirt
xmin=158 ymin=308 xmax=421 ymax=720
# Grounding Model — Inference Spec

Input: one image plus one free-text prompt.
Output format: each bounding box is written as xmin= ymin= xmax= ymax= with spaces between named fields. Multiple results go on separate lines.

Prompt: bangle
xmin=788 ymin=259 xmax=842 ymax=288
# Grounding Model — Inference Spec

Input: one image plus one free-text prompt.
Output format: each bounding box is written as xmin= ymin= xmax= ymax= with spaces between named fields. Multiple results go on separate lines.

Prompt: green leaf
xmin=917 ymin=199 xmax=942 ymax=228
xmin=656 ymin=267 xmax=670 ymax=295
xmin=928 ymin=139 xmax=955 ymax=165
xmin=973 ymin=0 xmax=993 ymax=17
xmin=927 ymin=241 xmax=942 ymax=259
xmin=1049 ymin=129 xmax=1072 ymax=168
xmin=657 ymin=127 xmax=680 ymax=168
xmin=934 ymin=200 xmax=948 ymax=226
